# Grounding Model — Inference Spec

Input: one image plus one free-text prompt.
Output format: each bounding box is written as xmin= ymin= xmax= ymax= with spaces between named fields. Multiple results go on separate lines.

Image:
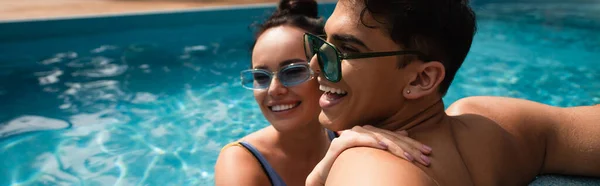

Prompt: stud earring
xmin=406 ymin=90 xmax=411 ymax=94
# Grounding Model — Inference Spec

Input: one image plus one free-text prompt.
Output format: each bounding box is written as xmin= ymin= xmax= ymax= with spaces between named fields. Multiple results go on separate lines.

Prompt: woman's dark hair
xmin=361 ymin=0 xmax=477 ymax=96
xmin=251 ymin=0 xmax=325 ymax=50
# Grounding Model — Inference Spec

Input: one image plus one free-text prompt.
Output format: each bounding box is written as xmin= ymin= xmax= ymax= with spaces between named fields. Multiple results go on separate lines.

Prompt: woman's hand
xmin=354 ymin=125 xmax=432 ymax=165
xmin=306 ymin=125 xmax=432 ymax=186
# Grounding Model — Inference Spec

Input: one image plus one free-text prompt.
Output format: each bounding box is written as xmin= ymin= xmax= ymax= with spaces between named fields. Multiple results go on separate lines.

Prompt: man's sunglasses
xmin=303 ymin=32 xmax=428 ymax=82
xmin=240 ymin=63 xmax=315 ymax=90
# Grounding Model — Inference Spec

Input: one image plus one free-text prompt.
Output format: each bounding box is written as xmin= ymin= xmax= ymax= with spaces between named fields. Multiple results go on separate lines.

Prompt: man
xmin=302 ymin=0 xmax=600 ymax=185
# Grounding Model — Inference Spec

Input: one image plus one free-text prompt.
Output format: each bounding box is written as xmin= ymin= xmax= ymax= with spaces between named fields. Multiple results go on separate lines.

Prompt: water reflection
xmin=0 ymin=37 xmax=255 ymax=185
xmin=0 ymin=3 xmax=599 ymax=185
xmin=0 ymin=115 xmax=70 ymax=138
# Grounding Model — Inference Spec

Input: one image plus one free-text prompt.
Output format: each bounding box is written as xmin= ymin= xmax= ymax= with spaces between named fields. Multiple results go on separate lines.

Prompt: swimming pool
xmin=0 ymin=1 xmax=599 ymax=186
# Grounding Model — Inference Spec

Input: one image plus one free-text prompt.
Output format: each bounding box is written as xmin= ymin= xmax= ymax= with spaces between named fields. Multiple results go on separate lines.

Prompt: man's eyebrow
xmin=331 ymin=34 xmax=371 ymax=51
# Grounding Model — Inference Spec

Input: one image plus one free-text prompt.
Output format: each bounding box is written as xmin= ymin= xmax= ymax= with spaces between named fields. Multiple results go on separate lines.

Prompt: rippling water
xmin=0 ymin=23 xmax=268 ymax=185
xmin=1 ymin=3 xmax=599 ymax=186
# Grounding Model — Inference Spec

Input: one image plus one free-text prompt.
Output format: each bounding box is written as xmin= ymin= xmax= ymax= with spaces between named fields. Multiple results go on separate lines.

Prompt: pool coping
xmin=0 ymin=2 xmax=336 ymax=43
xmin=0 ymin=2 xmax=279 ymax=24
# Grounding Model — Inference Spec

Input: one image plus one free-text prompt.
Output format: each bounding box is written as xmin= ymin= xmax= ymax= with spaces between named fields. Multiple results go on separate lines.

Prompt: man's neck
xmin=377 ymin=98 xmax=447 ymax=132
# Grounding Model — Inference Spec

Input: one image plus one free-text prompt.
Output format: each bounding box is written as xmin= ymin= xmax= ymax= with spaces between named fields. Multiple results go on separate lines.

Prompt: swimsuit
xmin=222 ymin=129 xmax=338 ymax=186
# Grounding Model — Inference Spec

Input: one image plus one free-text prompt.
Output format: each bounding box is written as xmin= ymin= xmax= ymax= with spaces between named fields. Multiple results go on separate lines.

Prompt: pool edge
xmin=0 ymin=2 xmax=337 ymax=43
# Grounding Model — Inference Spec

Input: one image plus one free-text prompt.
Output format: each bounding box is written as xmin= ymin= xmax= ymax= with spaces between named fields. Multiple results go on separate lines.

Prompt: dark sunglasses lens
xmin=306 ymin=34 xmax=327 ymax=59
xmin=241 ymin=70 xmax=271 ymax=89
xmin=318 ymin=43 xmax=340 ymax=82
xmin=304 ymin=35 xmax=315 ymax=60
xmin=305 ymin=34 xmax=340 ymax=82
xmin=280 ymin=65 xmax=312 ymax=87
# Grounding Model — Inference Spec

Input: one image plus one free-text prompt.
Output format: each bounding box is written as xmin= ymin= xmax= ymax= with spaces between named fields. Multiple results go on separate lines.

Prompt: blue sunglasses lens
xmin=279 ymin=64 xmax=312 ymax=87
xmin=240 ymin=64 xmax=312 ymax=90
xmin=241 ymin=70 xmax=271 ymax=89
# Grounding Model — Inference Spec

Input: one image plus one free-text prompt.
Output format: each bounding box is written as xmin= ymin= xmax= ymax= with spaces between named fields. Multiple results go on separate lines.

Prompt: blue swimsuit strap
xmin=237 ymin=130 xmax=337 ymax=186
xmin=238 ymin=141 xmax=287 ymax=186
xmin=326 ymin=129 xmax=338 ymax=141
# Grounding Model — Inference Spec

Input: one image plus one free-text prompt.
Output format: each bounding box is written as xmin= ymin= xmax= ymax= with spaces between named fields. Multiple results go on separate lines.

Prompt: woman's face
xmin=251 ymin=25 xmax=323 ymax=132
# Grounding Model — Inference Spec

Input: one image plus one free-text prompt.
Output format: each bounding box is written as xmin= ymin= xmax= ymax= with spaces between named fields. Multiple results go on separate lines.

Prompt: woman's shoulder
xmin=215 ymin=125 xmax=276 ymax=168
xmin=214 ymin=126 xmax=275 ymax=185
xmin=237 ymin=125 xmax=276 ymax=147
xmin=215 ymin=142 xmax=271 ymax=185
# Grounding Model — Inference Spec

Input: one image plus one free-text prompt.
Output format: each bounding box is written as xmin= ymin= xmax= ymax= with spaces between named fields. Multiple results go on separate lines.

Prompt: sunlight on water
xmin=0 ymin=2 xmax=599 ymax=186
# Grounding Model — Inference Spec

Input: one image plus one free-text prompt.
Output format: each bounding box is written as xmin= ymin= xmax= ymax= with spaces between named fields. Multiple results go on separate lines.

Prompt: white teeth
xmin=319 ymin=85 xmax=327 ymax=92
xmin=319 ymin=85 xmax=347 ymax=95
xmin=271 ymin=104 xmax=297 ymax=112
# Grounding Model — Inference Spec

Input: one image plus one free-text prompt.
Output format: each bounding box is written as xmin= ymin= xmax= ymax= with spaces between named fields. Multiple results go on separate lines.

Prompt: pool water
xmin=1 ymin=2 xmax=599 ymax=186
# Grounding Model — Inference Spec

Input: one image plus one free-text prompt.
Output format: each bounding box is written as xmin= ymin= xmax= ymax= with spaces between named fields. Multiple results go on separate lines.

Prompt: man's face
xmin=309 ymin=0 xmax=418 ymax=131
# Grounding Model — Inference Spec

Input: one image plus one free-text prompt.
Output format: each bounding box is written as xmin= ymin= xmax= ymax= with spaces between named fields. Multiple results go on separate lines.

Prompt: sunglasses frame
xmin=303 ymin=32 xmax=429 ymax=82
xmin=240 ymin=62 xmax=315 ymax=90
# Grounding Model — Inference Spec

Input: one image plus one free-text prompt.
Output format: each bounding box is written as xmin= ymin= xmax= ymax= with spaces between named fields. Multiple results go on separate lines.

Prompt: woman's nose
xmin=267 ymin=76 xmax=288 ymax=97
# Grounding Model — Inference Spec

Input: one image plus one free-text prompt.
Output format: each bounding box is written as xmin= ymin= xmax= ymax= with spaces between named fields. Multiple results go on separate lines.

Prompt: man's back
xmin=325 ymin=97 xmax=600 ymax=185
xmin=446 ymin=114 xmax=546 ymax=185
xmin=405 ymin=112 xmax=545 ymax=185
xmin=413 ymin=96 xmax=600 ymax=185
xmin=325 ymin=110 xmax=541 ymax=186
xmin=447 ymin=96 xmax=600 ymax=177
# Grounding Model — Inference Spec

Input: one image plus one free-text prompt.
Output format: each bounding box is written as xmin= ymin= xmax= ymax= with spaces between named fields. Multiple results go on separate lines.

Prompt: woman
xmin=214 ymin=1 xmax=432 ymax=186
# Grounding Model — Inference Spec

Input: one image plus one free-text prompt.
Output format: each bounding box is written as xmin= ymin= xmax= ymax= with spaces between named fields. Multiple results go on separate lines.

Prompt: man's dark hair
xmin=361 ymin=0 xmax=477 ymax=96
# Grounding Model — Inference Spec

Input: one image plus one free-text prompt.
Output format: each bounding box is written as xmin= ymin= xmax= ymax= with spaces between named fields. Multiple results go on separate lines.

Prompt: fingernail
xmin=378 ymin=141 xmax=388 ymax=149
xmin=420 ymin=155 xmax=431 ymax=166
xmin=404 ymin=152 xmax=414 ymax=162
xmin=422 ymin=145 xmax=432 ymax=153
xmin=398 ymin=130 xmax=408 ymax=135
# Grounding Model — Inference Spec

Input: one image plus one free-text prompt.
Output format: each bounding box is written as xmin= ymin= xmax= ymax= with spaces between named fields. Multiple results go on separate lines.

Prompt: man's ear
xmin=403 ymin=61 xmax=445 ymax=99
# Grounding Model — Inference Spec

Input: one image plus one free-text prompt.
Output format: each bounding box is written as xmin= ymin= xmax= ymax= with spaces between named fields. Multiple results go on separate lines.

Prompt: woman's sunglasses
xmin=303 ymin=32 xmax=428 ymax=82
xmin=240 ymin=63 xmax=315 ymax=90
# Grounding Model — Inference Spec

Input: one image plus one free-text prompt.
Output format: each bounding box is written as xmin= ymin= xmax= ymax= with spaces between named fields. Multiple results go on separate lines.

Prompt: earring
xmin=406 ymin=90 xmax=411 ymax=94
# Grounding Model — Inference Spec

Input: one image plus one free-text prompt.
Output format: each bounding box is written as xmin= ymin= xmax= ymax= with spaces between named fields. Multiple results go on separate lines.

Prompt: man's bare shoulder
xmin=445 ymin=96 xmax=558 ymax=184
xmin=446 ymin=96 xmax=559 ymax=121
xmin=446 ymin=96 xmax=555 ymax=148
xmin=446 ymin=96 xmax=563 ymax=140
xmin=325 ymin=147 xmax=438 ymax=186
xmin=447 ymin=96 xmax=600 ymax=130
